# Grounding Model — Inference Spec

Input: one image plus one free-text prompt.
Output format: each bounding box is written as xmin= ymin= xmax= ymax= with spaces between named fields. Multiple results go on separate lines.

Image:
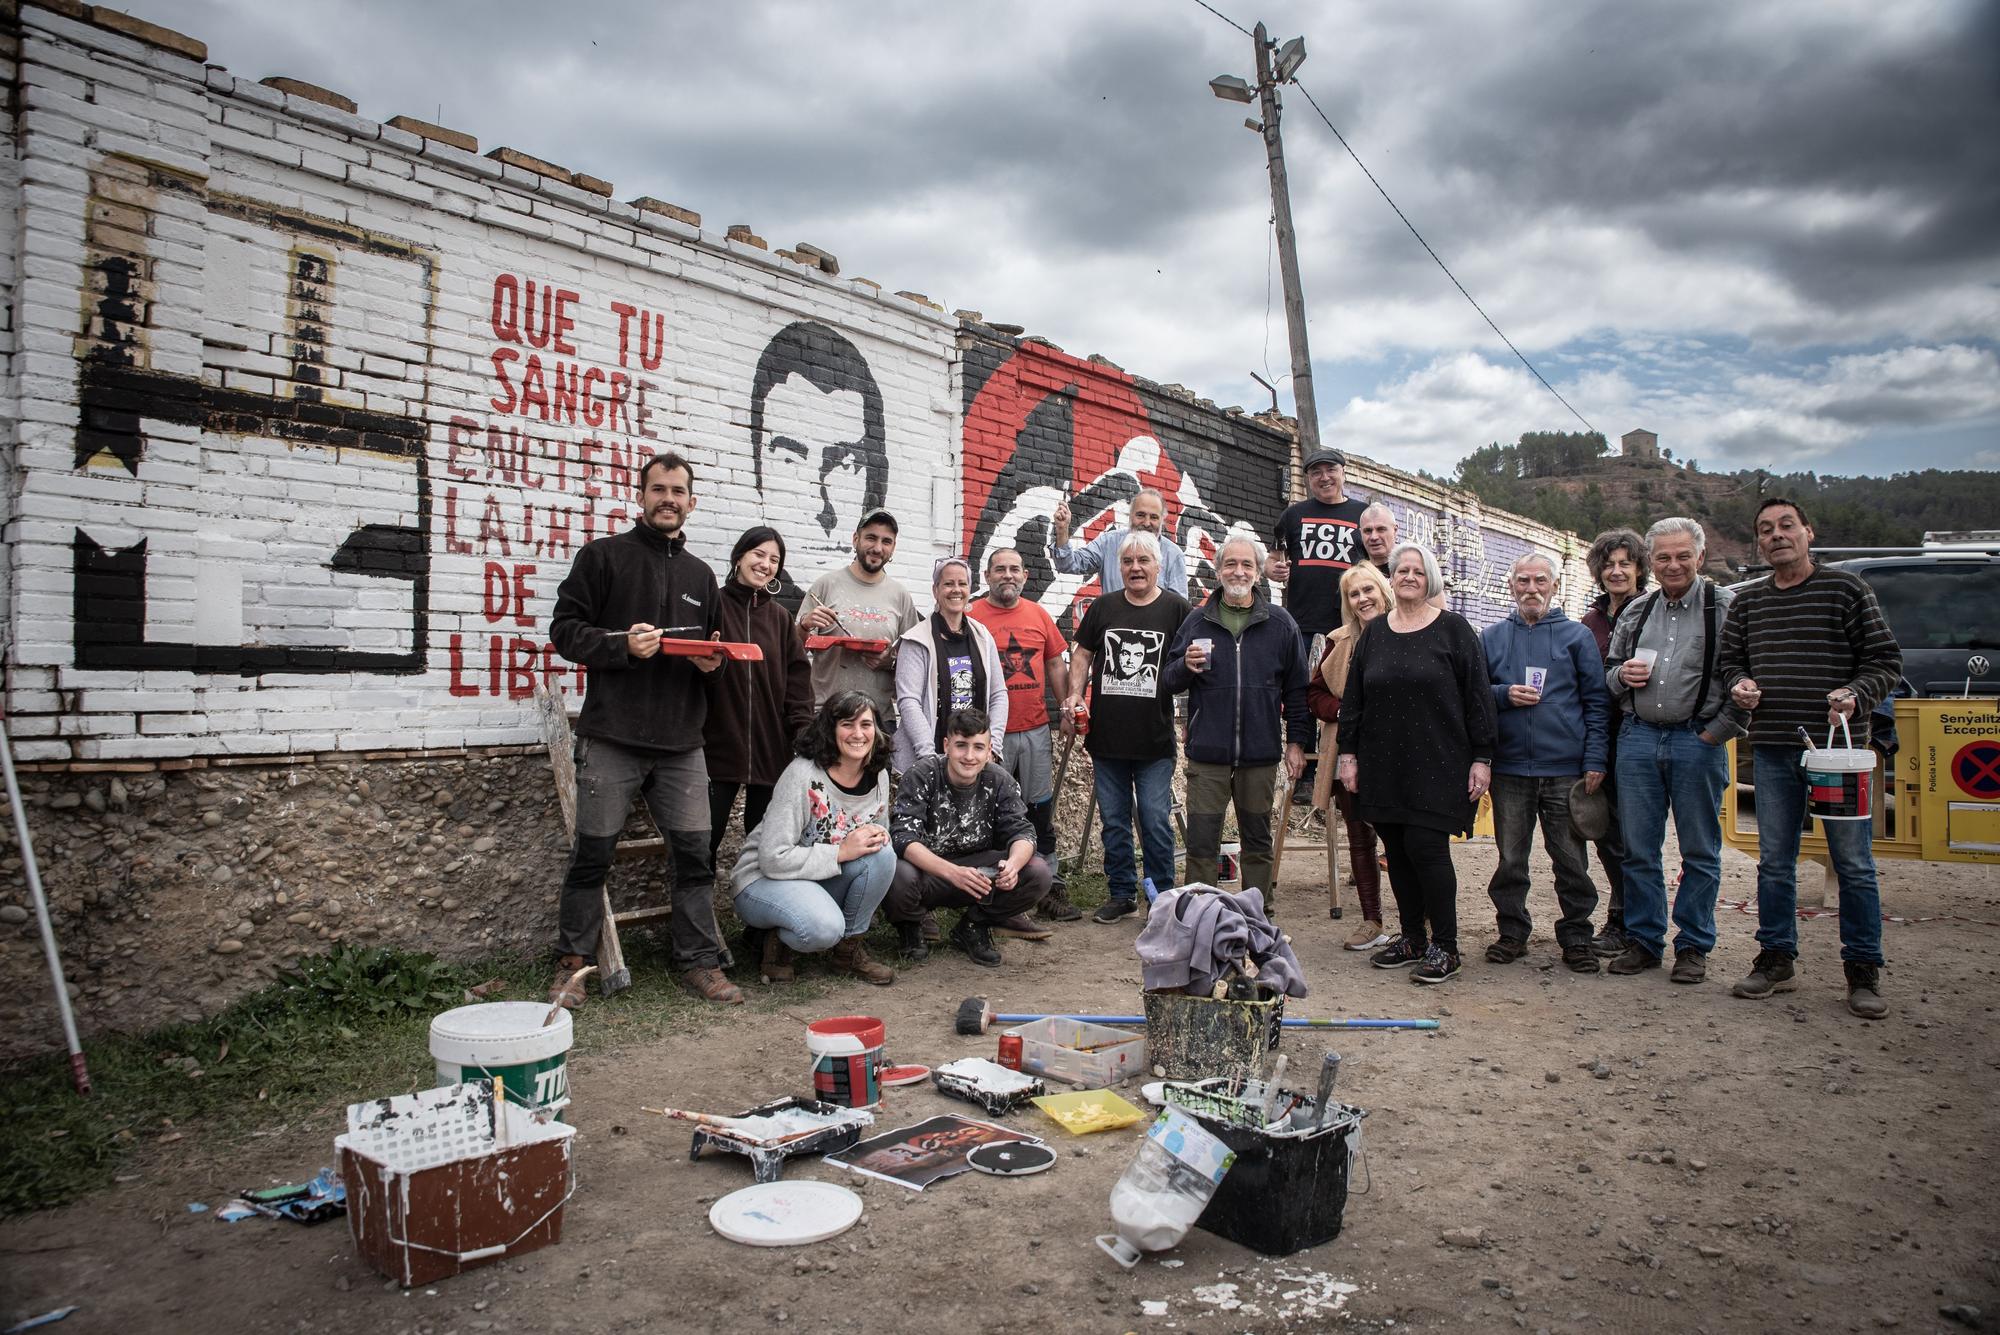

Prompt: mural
xmin=69 ymin=160 xmax=434 ymax=673
xmin=960 ymin=334 xmax=1289 ymax=630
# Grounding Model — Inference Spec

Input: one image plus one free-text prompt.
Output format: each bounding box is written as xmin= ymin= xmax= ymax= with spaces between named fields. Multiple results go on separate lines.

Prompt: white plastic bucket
xmin=1217 ymin=842 xmax=1242 ymax=889
xmin=1802 ymin=719 xmax=1873 ymax=822
xmin=430 ymin=1002 xmax=574 ymax=1121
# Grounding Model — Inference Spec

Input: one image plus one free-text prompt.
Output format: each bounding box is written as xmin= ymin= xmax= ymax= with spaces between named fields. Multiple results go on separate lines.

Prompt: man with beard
xmin=799 ymin=509 xmax=921 ymax=726
xmin=968 ymin=547 xmax=1077 ymax=923
xmin=1050 ymin=486 xmax=1190 ymax=597
xmin=1163 ymin=534 xmax=1310 ymax=907
xmin=1480 ymin=552 xmax=1609 ymax=974
xmin=547 ymin=453 xmax=738 ymax=1007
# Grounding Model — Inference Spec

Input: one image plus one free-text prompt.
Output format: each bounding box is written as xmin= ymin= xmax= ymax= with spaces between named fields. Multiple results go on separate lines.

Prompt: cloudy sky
xmin=144 ymin=0 xmax=2000 ymax=479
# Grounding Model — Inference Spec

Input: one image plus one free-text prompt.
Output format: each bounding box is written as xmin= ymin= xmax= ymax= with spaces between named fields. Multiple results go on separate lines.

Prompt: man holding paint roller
xmin=1601 ymin=518 xmax=1746 ymax=986
xmin=1717 ymin=498 xmax=1901 ymax=1018
xmin=547 ymin=452 xmax=739 ymax=1008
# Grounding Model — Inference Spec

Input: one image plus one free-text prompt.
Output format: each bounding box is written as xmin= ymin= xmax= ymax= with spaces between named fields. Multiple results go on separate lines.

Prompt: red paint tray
xmin=657 ymin=637 xmax=764 ymax=661
xmin=804 ymin=635 xmax=891 ymax=654
xmin=336 ymin=1081 xmax=576 ymax=1288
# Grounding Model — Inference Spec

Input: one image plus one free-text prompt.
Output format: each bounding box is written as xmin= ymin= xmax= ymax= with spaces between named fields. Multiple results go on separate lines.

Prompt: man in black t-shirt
xmin=1268 ymin=447 xmax=1368 ymax=639
xmin=1066 ymin=531 xmax=1192 ymax=922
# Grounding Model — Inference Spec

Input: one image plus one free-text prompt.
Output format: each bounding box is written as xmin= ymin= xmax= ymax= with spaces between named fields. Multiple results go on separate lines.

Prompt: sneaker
xmin=828 ymin=936 xmax=895 ymax=986
xmin=991 ymin=913 xmax=1055 ymax=941
xmin=1591 ymin=927 xmax=1629 ymax=958
xmin=1607 ymin=944 xmax=1661 ymax=975
xmin=1344 ymin=919 xmax=1389 ymax=951
xmin=1412 ymin=945 xmax=1461 ymax=985
xmin=895 ymin=920 xmax=930 ymax=962
xmin=1037 ymin=882 xmax=1084 ymax=922
xmin=547 ymin=956 xmax=591 ymax=1009
xmin=1843 ymin=961 xmax=1887 ymax=1019
xmin=1092 ymin=898 xmax=1139 ymax=924
xmin=754 ymin=927 xmax=794 ymax=985
xmin=920 ymin=909 xmax=942 ymax=943
xmin=1730 ymin=949 xmax=1797 ymax=999
xmin=1485 ymin=936 xmax=1528 ymax=964
xmin=1372 ymin=936 xmax=1424 ymax=969
xmin=1670 ymin=949 xmax=1707 ymax=985
xmin=951 ymin=916 xmax=1004 ymax=968
xmin=679 ymin=966 xmax=744 ymax=1005
xmin=1562 ymin=942 xmax=1601 ymax=974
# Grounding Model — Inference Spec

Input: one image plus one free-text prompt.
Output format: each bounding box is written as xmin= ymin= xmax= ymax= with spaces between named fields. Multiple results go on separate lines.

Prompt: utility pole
xmin=1216 ymin=25 xmax=1319 ymax=453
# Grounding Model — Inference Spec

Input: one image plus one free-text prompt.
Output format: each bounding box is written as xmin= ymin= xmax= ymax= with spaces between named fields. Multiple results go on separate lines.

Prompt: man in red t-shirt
xmin=969 ymin=547 xmax=1077 ymax=923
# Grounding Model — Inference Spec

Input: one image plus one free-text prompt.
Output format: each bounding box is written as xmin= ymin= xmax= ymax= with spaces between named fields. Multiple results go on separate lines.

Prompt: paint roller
xmin=953 ymin=996 xmax=1439 ymax=1036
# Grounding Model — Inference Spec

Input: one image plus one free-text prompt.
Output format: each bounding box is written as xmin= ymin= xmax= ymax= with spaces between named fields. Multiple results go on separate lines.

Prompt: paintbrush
xmin=640 ymin=1105 xmax=837 ymax=1147
xmin=543 ymin=966 xmax=595 ymax=1026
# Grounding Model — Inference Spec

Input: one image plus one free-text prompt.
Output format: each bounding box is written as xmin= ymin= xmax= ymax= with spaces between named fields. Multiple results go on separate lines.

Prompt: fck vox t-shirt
xmin=1274 ymin=495 xmax=1368 ymax=637
xmin=1075 ymin=589 xmax=1192 ymax=761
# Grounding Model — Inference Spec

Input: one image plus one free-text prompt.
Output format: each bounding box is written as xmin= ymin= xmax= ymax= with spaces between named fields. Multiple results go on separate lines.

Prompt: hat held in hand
xmin=1569 ymin=778 xmax=1613 ymax=841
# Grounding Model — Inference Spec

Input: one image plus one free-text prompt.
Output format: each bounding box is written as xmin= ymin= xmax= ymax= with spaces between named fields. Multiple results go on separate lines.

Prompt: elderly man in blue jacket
xmin=1162 ymin=533 xmax=1310 ymax=908
xmin=1480 ymin=551 xmax=1610 ymax=973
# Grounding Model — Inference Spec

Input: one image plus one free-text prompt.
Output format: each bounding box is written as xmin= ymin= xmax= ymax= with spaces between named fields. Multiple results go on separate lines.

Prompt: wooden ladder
xmin=1269 ymin=767 xmax=1345 ymax=919
xmin=534 ymin=685 xmax=673 ymax=996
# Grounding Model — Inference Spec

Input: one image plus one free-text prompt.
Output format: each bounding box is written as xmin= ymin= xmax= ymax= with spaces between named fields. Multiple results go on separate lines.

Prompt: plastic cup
xmin=1524 ymin=667 xmax=1548 ymax=693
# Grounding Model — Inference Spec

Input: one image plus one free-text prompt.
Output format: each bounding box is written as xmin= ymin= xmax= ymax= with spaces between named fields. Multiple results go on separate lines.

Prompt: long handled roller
xmin=0 ymin=720 xmax=91 ymax=1095
xmin=953 ymin=995 xmax=1436 ymax=1036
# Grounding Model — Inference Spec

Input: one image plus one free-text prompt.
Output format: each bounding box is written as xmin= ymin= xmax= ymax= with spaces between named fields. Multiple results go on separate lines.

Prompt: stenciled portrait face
xmin=750 ymin=321 xmax=889 ymax=592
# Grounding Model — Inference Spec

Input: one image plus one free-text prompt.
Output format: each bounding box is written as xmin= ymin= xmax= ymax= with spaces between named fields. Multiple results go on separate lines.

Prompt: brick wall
xmin=1 ymin=3 xmax=957 ymax=764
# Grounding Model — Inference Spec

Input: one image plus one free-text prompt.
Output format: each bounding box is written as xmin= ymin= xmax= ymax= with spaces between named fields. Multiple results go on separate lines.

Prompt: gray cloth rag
xmin=1134 ymin=885 xmax=1310 ymax=999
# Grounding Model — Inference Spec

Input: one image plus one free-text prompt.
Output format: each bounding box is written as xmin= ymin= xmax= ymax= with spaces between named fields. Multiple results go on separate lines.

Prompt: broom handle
xmin=988 ymin=1012 xmax=1438 ymax=1031
xmin=0 ymin=720 xmax=90 ymax=1095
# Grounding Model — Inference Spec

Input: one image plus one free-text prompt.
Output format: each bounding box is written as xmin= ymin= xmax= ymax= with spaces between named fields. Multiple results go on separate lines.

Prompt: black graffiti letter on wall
xmin=749 ymin=321 xmax=887 ymax=603
xmin=69 ymin=162 xmax=437 ymax=674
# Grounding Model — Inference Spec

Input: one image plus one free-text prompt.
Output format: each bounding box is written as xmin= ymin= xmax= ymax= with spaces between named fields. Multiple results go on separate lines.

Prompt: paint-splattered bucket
xmin=807 ymin=1015 xmax=885 ymax=1108
xmin=1803 ymin=719 xmax=1873 ymax=822
xmin=1216 ymin=842 xmax=1241 ymax=889
xmin=430 ymin=1002 xmax=574 ymax=1122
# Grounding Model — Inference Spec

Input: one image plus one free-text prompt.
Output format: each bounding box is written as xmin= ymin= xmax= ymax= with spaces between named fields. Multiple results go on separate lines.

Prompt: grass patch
xmin=0 ymin=928 xmax=841 ymax=1217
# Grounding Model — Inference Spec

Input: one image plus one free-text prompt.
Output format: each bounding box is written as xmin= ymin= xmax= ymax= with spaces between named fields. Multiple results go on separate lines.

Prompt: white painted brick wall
xmin=2 ymin=7 xmax=958 ymax=760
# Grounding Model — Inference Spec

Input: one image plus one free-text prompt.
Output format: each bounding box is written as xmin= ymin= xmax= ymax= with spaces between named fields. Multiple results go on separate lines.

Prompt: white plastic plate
xmin=708 ymin=1181 xmax=864 ymax=1247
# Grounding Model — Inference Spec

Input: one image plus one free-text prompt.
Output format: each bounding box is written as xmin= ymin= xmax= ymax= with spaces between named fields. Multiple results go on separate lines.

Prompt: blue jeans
xmin=733 ymin=848 xmax=896 ymax=953
xmin=1094 ymin=755 xmax=1177 ymax=903
xmin=1750 ymin=745 xmax=1884 ymax=965
xmin=1615 ymin=718 xmax=1729 ymax=958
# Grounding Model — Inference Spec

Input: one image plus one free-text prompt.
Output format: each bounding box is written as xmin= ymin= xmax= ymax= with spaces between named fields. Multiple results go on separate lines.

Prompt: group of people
xmin=545 ymin=446 xmax=1903 ymax=1023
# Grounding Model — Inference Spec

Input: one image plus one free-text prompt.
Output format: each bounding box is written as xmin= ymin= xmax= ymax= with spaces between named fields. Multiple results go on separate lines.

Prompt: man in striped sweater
xmin=1716 ymin=498 xmax=1902 ymax=1018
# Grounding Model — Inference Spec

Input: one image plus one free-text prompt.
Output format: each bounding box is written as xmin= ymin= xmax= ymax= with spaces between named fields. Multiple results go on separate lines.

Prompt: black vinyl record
xmin=967 ymin=1140 xmax=1056 ymax=1177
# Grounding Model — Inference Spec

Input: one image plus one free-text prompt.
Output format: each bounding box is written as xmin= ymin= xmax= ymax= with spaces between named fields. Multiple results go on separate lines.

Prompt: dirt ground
xmin=4 ymin=837 xmax=1998 ymax=1335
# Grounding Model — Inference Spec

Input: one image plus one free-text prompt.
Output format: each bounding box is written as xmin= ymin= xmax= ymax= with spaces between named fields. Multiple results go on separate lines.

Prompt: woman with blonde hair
xmin=1308 ymin=562 xmax=1394 ymax=950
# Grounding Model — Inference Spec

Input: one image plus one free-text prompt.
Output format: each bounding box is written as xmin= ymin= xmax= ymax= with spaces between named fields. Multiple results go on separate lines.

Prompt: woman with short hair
xmin=1336 ymin=542 xmax=1497 ymax=984
xmin=1579 ymin=528 xmax=1649 ymax=956
xmin=730 ymin=691 xmax=898 ymax=986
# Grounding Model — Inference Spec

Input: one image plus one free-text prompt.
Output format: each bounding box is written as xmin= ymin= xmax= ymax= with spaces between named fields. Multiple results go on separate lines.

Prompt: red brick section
xmin=629 ymin=197 xmax=700 ymax=228
xmin=45 ymin=3 xmax=210 ymax=61
xmin=386 ymin=115 xmax=477 ymax=154
xmin=486 ymin=146 xmax=575 ymax=183
xmin=258 ymin=76 xmax=357 ymax=114
xmin=571 ymin=172 xmax=613 ymax=198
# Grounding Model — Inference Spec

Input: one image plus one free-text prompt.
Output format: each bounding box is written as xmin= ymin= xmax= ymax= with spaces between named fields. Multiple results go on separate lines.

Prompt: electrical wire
xmin=1186 ymin=0 xmax=1597 ymax=435
xmin=1292 ymin=81 xmax=1596 ymax=435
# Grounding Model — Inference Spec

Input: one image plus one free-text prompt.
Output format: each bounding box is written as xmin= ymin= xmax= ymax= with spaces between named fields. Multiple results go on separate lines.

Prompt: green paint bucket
xmin=429 ymin=1001 xmax=573 ymax=1122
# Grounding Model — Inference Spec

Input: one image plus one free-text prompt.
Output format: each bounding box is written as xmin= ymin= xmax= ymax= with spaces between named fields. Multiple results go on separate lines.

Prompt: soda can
xmin=997 ymin=1033 xmax=1023 ymax=1070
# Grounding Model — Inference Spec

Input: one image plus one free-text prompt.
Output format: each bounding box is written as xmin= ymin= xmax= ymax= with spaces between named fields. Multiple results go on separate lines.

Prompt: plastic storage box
xmin=1006 ymin=1017 xmax=1147 ymax=1088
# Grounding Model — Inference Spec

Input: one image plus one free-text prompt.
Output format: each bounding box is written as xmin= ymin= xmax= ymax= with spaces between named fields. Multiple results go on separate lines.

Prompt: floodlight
xmin=1208 ymin=74 xmax=1255 ymax=103
xmin=1274 ymin=37 xmax=1307 ymax=82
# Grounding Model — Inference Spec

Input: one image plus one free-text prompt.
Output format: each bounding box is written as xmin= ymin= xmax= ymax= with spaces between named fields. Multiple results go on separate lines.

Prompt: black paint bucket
xmin=1186 ymin=1100 xmax=1364 ymax=1256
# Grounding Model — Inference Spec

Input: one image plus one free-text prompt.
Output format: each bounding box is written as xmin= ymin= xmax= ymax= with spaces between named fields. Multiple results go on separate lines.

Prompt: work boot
xmin=678 ymin=966 xmax=744 ymax=1005
xmin=951 ymin=916 xmax=1004 ymax=968
xmin=758 ymin=928 xmax=795 ymax=985
xmin=991 ymin=913 xmax=1054 ymax=941
xmin=1670 ymin=948 xmax=1707 ymax=985
xmin=1607 ymin=944 xmax=1661 ymax=975
xmin=1731 ymin=949 xmax=1797 ymax=999
xmin=1485 ymin=936 xmax=1527 ymax=964
xmin=1591 ymin=926 xmax=1629 ymax=958
xmin=895 ymin=920 xmax=930 ymax=962
xmin=548 ymin=955 xmax=590 ymax=1009
xmin=1037 ymin=881 xmax=1084 ymax=922
xmin=1844 ymin=961 xmax=1887 ymax=1019
xmin=920 ymin=909 xmax=942 ymax=943
xmin=1562 ymin=941 xmax=1601 ymax=974
xmin=829 ymin=937 xmax=895 ymax=986
xmin=1092 ymin=898 xmax=1139 ymax=924
xmin=1344 ymin=919 xmax=1388 ymax=951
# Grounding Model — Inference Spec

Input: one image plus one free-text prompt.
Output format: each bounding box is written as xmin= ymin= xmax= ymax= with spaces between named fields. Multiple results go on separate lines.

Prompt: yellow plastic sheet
xmin=1029 ymin=1088 xmax=1146 ymax=1135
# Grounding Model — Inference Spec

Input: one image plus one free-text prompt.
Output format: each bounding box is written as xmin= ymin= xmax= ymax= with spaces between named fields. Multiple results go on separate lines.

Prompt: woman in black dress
xmin=1335 ymin=542 xmax=1497 ymax=984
